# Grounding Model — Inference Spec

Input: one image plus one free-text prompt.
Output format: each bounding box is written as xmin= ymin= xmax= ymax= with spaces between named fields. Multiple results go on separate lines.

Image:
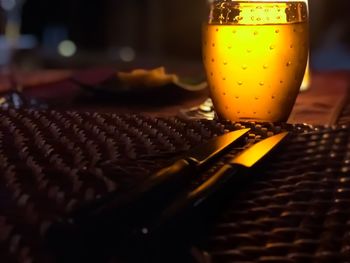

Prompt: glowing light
xmin=1 ymin=0 xmax=16 ymax=11
xmin=119 ymin=47 xmax=135 ymax=62
xmin=58 ymin=40 xmax=77 ymax=57
xmin=300 ymin=59 xmax=310 ymax=91
xmin=141 ymin=228 xmax=149 ymax=234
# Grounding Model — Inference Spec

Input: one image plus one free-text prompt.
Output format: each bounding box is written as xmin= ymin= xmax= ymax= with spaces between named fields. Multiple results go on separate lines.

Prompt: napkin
xmin=71 ymin=67 xmax=208 ymax=108
xmin=116 ymin=67 xmax=206 ymax=91
xmin=0 ymin=67 xmax=206 ymax=104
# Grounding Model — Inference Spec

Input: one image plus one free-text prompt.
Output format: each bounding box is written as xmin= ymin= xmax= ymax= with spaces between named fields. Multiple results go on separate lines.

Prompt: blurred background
xmin=0 ymin=0 xmax=349 ymax=71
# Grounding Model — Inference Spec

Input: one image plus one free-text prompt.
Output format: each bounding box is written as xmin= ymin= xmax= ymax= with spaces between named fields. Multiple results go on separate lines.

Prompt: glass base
xmin=0 ymin=91 xmax=48 ymax=110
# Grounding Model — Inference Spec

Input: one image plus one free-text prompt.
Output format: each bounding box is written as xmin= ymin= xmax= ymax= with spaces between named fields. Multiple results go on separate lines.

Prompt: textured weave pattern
xmin=201 ymin=125 xmax=350 ymax=263
xmin=0 ymin=109 xmax=311 ymax=263
xmin=4 ymin=110 xmax=350 ymax=263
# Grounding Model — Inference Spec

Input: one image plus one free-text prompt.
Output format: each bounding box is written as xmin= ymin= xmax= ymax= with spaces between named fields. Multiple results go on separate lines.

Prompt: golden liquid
xmin=203 ymin=1 xmax=309 ymax=122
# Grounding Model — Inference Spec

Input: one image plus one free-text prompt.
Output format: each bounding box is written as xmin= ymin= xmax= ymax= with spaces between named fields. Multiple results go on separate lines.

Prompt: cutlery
xmin=71 ymin=128 xmax=250 ymax=219
xmin=111 ymin=132 xmax=289 ymax=263
xmin=46 ymin=128 xmax=250 ymax=258
xmin=138 ymin=132 xmax=289 ymax=238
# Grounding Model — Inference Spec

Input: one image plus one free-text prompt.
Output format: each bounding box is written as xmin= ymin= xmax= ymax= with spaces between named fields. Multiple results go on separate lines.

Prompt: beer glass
xmin=202 ymin=0 xmax=309 ymax=122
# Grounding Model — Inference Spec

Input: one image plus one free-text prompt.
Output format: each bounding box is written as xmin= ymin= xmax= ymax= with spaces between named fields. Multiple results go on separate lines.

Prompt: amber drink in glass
xmin=203 ymin=0 xmax=309 ymax=122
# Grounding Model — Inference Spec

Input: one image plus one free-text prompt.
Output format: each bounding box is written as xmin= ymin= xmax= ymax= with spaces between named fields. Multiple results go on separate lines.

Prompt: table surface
xmin=13 ymin=69 xmax=350 ymax=126
xmin=0 ymin=67 xmax=349 ymax=263
xmin=288 ymin=71 xmax=349 ymax=125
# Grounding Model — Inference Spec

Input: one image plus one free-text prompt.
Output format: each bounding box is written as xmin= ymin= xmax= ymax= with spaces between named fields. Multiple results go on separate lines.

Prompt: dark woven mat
xmin=0 ymin=109 xmax=345 ymax=263
xmin=197 ymin=125 xmax=350 ymax=263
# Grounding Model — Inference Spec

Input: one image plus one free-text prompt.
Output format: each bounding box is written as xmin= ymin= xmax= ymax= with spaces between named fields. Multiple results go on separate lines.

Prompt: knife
xmin=45 ymin=129 xmax=250 ymax=255
xmin=137 ymin=132 xmax=289 ymax=238
xmin=89 ymin=132 xmax=290 ymax=263
xmin=71 ymin=128 xmax=250 ymax=219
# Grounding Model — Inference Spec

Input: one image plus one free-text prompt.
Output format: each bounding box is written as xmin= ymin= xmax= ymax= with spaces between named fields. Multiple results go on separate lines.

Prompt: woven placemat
xmin=0 ymin=109 xmax=320 ymax=263
xmin=5 ymin=108 xmax=350 ymax=263
xmin=196 ymin=125 xmax=350 ymax=263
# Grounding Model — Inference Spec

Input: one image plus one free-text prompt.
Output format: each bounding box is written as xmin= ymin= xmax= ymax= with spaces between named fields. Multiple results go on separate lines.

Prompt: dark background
xmin=20 ymin=0 xmax=206 ymax=60
xmin=1 ymin=0 xmax=350 ymax=69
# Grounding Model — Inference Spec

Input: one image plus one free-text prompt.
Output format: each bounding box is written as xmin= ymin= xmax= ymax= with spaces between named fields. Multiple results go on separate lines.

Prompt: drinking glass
xmin=202 ymin=0 xmax=309 ymax=122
